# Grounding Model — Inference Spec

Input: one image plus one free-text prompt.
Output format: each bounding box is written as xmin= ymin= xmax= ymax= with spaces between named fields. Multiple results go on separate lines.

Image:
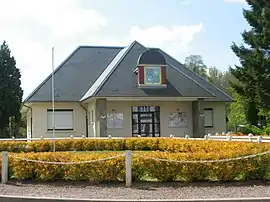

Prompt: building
xmin=23 ymin=41 xmax=232 ymax=139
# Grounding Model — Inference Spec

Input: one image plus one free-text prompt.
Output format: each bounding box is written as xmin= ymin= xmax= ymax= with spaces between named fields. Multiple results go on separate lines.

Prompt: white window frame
xmin=47 ymin=109 xmax=74 ymax=131
xmin=204 ymin=108 xmax=213 ymax=128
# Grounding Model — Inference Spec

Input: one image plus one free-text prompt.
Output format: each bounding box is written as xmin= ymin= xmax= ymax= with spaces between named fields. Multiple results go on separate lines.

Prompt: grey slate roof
xmin=25 ymin=41 xmax=233 ymax=102
xmin=25 ymin=46 xmax=122 ymax=102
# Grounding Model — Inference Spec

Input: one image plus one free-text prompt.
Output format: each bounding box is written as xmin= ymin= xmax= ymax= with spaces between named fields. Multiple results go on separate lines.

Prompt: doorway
xmin=131 ymin=106 xmax=160 ymax=137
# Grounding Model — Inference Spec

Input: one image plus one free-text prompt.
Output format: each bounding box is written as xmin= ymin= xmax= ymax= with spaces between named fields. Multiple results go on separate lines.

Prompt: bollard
xmin=204 ymin=135 xmax=208 ymax=140
xmin=125 ymin=150 xmax=132 ymax=187
xmin=185 ymin=135 xmax=189 ymax=139
xmin=215 ymin=132 xmax=219 ymax=136
xmin=70 ymin=135 xmax=74 ymax=139
xmin=1 ymin=151 xmax=8 ymax=184
xmin=108 ymin=134 xmax=112 ymax=139
xmin=257 ymin=135 xmax=262 ymax=143
xmin=40 ymin=136 xmax=44 ymax=140
xmin=227 ymin=135 xmax=232 ymax=141
xmin=169 ymin=134 xmax=174 ymax=138
xmin=248 ymin=133 xmax=253 ymax=142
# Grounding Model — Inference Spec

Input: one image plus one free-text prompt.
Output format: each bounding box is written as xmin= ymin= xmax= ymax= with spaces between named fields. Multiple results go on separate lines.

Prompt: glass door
xmin=131 ymin=106 xmax=160 ymax=137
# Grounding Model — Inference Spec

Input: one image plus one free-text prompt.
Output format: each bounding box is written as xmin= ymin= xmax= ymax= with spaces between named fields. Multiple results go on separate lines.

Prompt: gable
xmin=89 ymin=42 xmax=215 ymax=98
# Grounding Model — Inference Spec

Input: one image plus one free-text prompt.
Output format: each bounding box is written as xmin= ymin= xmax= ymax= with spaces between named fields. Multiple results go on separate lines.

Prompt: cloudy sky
xmin=0 ymin=0 xmax=248 ymax=99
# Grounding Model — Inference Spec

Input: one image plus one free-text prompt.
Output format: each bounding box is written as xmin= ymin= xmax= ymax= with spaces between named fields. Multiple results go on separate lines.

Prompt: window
xmin=144 ymin=66 xmax=161 ymax=85
xmin=47 ymin=109 xmax=74 ymax=131
xmin=107 ymin=112 xmax=124 ymax=129
xmin=204 ymin=108 xmax=213 ymax=128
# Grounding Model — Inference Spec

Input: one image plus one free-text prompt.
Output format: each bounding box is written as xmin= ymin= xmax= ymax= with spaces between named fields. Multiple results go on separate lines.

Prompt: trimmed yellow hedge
xmin=4 ymin=150 xmax=270 ymax=182
xmin=0 ymin=138 xmax=270 ymax=153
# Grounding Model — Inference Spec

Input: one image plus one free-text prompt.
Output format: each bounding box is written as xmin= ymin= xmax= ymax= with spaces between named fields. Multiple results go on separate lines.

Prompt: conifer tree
xmin=230 ymin=0 xmax=270 ymax=125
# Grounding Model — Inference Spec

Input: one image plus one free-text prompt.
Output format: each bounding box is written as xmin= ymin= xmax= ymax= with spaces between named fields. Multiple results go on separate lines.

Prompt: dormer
xmin=135 ymin=50 xmax=167 ymax=88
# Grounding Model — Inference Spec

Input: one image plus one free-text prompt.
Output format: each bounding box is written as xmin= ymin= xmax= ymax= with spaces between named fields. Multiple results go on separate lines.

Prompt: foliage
xmin=0 ymin=138 xmax=270 ymax=153
xmin=229 ymin=0 xmax=270 ymax=125
xmin=184 ymin=55 xmax=208 ymax=79
xmin=2 ymin=144 xmax=270 ymax=182
xmin=7 ymin=152 xmax=125 ymax=182
xmin=237 ymin=123 xmax=270 ymax=136
xmin=227 ymin=87 xmax=247 ymax=129
xmin=0 ymin=41 xmax=23 ymax=137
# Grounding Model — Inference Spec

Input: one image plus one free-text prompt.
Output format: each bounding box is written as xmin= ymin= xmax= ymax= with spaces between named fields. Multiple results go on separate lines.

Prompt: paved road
xmin=1 ymin=195 xmax=270 ymax=202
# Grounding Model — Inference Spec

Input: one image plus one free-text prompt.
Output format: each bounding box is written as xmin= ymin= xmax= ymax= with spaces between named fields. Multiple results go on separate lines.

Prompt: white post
xmin=52 ymin=47 xmax=56 ymax=152
xmin=1 ymin=151 xmax=8 ymax=184
xmin=125 ymin=150 xmax=132 ymax=187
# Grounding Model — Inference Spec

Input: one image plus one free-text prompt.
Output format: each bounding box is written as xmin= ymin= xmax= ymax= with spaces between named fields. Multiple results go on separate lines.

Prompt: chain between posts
xmin=7 ymin=153 xmax=125 ymax=165
xmin=134 ymin=150 xmax=270 ymax=164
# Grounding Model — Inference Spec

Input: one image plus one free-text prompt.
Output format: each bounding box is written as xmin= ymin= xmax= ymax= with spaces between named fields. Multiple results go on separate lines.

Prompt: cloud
xmin=128 ymin=23 xmax=203 ymax=55
xmin=223 ymin=0 xmax=246 ymax=4
xmin=0 ymin=0 xmax=203 ymax=99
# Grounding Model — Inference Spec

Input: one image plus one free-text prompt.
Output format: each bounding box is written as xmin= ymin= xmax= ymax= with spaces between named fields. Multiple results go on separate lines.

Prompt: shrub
xmin=8 ymin=152 xmax=125 ymax=182
xmin=3 ymin=149 xmax=270 ymax=182
xmin=132 ymin=151 xmax=270 ymax=182
xmin=0 ymin=138 xmax=270 ymax=153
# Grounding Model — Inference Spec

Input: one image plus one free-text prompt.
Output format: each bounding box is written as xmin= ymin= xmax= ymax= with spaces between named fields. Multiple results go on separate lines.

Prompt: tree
xmin=0 ymin=41 xmax=23 ymax=137
xmin=184 ymin=55 xmax=208 ymax=79
xmin=227 ymin=87 xmax=247 ymax=130
xmin=229 ymin=0 xmax=270 ymax=126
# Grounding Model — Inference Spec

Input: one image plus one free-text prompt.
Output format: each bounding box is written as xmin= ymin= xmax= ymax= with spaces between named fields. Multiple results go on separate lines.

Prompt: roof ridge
xmin=24 ymin=46 xmax=82 ymax=102
xmin=79 ymin=45 xmax=124 ymax=49
xmin=157 ymin=49 xmax=233 ymax=101
xmin=80 ymin=41 xmax=138 ymax=101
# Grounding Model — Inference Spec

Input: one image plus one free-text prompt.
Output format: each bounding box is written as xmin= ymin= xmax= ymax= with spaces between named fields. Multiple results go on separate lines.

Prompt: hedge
xmin=0 ymin=138 xmax=270 ymax=153
xmin=1 ymin=150 xmax=270 ymax=182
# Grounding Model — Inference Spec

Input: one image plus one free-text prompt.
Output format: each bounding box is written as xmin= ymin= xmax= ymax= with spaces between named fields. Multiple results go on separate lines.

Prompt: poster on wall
xmin=168 ymin=112 xmax=188 ymax=128
xmin=114 ymin=113 xmax=124 ymax=128
xmin=107 ymin=112 xmax=124 ymax=129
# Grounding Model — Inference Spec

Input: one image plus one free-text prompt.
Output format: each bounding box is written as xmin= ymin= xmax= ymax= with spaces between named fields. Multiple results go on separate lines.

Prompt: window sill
xmin=47 ymin=130 xmax=76 ymax=133
xmin=205 ymin=126 xmax=214 ymax=128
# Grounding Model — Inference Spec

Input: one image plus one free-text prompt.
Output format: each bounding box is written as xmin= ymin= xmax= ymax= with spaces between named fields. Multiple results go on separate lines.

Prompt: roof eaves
xmin=157 ymin=49 xmax=233 ymax=102
xmin=24 ymin=46 xmax=82 ymax=102
xmin=80 ymin=41 xmax=137 ymax=102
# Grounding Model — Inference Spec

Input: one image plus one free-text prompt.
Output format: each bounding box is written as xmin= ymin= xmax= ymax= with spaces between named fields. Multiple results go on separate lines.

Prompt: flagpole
xmin=52 ymin=47 xmax=55 ymax=152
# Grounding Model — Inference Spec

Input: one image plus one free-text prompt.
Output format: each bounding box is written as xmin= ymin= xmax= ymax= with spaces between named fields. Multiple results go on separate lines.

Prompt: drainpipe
xmin=80 ymin=103 xmax=88 ymax=137
xmin=23 ymin=104 xmax=32 ymax=139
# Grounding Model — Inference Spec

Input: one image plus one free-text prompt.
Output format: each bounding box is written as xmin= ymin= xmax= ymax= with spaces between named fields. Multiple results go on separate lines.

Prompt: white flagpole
xmin=52 ymin=47 xmax=55 ymax=152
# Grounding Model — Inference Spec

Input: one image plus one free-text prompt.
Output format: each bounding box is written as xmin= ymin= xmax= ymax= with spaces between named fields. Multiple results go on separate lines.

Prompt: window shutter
xmin=47 ymin=110 xmax=74 ymax=130
xmin=161 ymin=66 xmax=166 ymax=84
xmin=138 ymin=66 xmax=144 ymax=84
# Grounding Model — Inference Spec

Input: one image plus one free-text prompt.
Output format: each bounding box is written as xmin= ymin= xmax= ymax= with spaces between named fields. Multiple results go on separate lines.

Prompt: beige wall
xmin=204 ymin=102 xmax=227 ymax=135
xmin=28 ymin=100 xmax=227 ymax=138
xmin=106 ymin=100 xmax=227 ymax=137
xmin=106 ymin=101 xmax=193 ymax=137
xmin=30 ymin=102 xmax=86 ymax=138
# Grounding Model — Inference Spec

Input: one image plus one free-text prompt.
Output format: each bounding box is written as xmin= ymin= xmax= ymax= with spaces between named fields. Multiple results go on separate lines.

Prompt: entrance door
xmin=131 ymin=106 xmax=160 ymax=137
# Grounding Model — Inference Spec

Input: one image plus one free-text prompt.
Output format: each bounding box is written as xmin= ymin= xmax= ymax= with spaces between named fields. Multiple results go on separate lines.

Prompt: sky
xmin=0 ymin=0 xmax=250 ymax=99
